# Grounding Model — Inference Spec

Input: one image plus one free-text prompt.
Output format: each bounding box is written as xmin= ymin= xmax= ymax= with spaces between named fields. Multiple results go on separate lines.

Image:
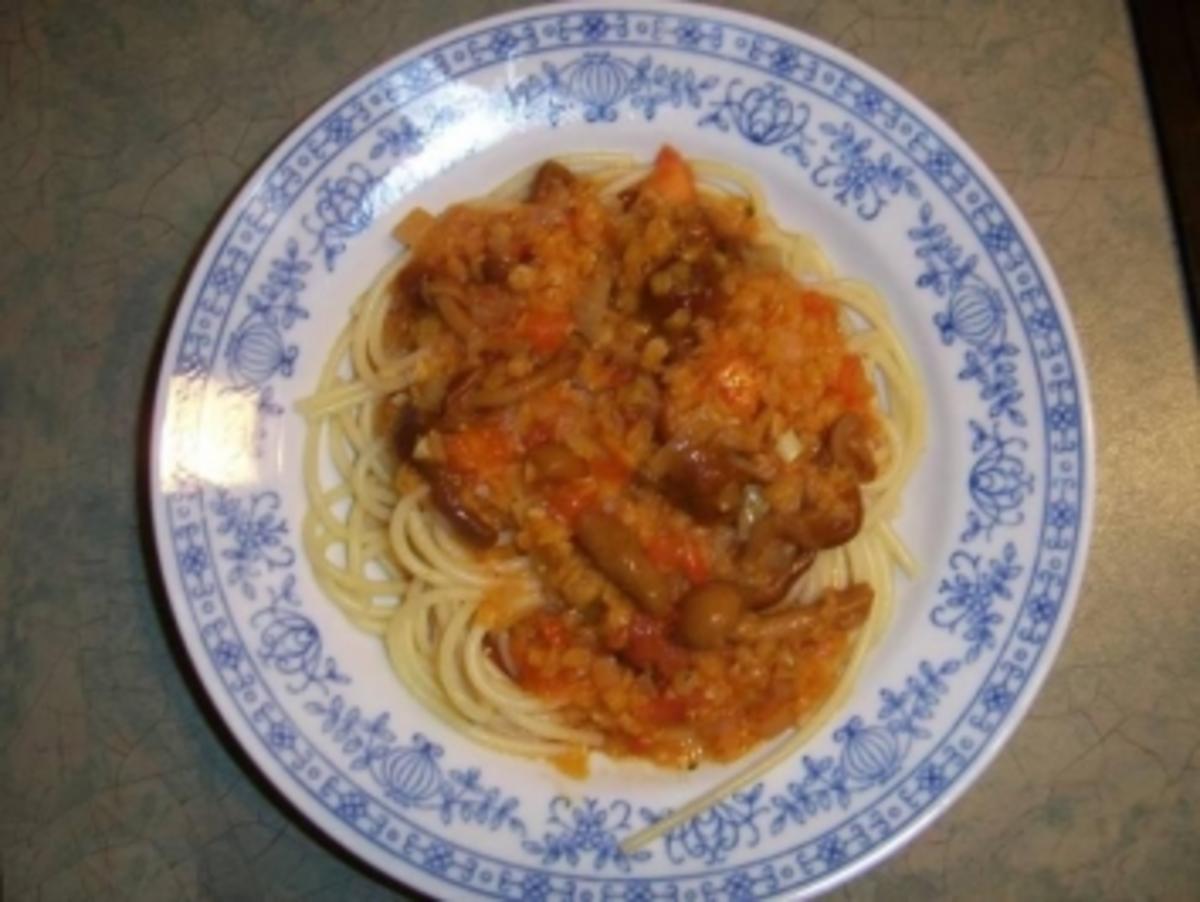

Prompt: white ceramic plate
xmin=150 ymin=3 xmax=1094 ymax=898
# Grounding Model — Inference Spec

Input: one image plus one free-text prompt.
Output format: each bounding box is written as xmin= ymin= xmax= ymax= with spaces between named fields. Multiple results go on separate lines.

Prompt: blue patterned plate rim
xmin=149 ymin=2 xmax=1095 ymax=898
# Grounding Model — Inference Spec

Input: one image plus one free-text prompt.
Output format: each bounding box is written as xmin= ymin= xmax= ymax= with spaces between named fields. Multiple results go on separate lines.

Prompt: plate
xmin=149 ymin=3 xmax=1094 ymax=897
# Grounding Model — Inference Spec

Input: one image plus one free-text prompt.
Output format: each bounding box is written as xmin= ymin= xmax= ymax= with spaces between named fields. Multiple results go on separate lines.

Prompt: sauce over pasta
xmin=375 ymin=147 xmax=884 ymax=770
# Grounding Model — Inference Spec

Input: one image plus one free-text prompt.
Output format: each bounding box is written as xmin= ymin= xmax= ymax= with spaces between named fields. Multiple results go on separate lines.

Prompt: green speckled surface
xmin=2 ymin=1 xmax=1199 ymax=899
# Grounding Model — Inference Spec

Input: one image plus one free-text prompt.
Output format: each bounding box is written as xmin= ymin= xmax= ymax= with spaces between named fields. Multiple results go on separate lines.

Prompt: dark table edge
xmin=1127 ymin=0 xmax=1200 ymax=368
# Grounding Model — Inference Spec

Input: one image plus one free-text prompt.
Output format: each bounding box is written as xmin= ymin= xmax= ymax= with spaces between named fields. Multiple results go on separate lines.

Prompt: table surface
xmin=2 ymin=1 xmax=1199 ymax=899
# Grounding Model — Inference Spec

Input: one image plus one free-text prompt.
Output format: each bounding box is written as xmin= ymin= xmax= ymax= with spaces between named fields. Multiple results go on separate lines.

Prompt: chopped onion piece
xmin=737 ymin=484 xmax=769 ymax=540
xmin=775 ymin=429 xmax=802 ymax=464
xmin=495 ymin=631 xmax=518 ymax=678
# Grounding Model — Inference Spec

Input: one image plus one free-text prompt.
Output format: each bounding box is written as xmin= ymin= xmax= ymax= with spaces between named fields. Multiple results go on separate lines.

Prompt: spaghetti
xmin=298 ymin=148 xmax=925 ymax=839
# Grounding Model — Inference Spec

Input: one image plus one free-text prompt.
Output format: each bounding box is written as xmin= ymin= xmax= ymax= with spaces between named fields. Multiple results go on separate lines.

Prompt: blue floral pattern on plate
xmin=152 ymin=4 xmax=1092 ymax=898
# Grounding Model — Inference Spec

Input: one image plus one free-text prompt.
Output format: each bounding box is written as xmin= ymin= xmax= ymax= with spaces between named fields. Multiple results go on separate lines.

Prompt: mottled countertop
xmin=2 ymin=1 xmax=1198 ymax=899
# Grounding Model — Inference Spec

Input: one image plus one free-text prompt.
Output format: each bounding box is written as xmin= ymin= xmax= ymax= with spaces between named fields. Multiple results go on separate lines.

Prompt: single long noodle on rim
xmin=296 ymin=150 xmax=925 ymax=848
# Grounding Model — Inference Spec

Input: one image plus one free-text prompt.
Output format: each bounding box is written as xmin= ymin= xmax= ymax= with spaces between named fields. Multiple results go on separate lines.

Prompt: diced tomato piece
xmin=625 ymin=732 xmax=653 ymax=753
xmin=643 ymin=145 xmax=696 ymax=203
xmin=832 ymin=354 xmax=872 ymax=408
xmin=444 ymin=424 xmax=514 ymax=473
xmin=607 ymin=364 xmax=636 ymax=388
xmin=645 ymin=534 xmax=675 ymax=570
xmin=518 ymin=308 xmax=574 ymax=355
xmin=800 ymin=290 xmax=837 ymax=321
xmin=646 ymin=532 xmax=711 ymax=585
xmin=523 ymin=420 xmax=555 ymax=448
xmin=677 ymin=536 xmax=711 ymax=585
xmin=537 ymin=614 xmax=570 ymax=649
xmin=641 ymin=693 xmax=687 ymax=725
xmin=544 ymin=479 xmax=598 ymax=525
xmin=591 ymin=454 xmax=631 ymax=486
